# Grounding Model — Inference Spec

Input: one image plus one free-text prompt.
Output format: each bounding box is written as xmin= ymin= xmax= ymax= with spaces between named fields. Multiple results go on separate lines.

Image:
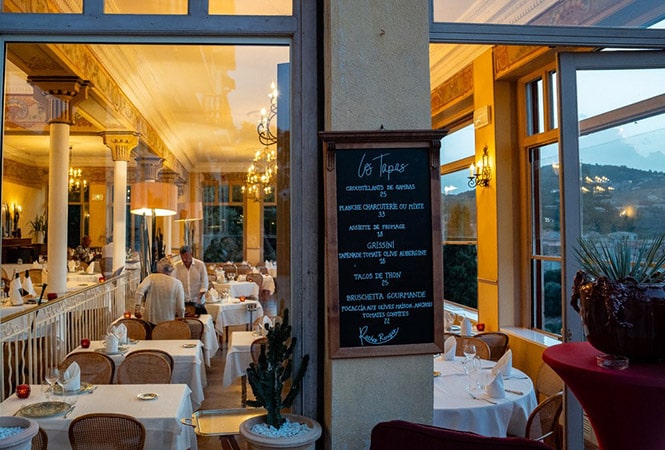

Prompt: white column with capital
xmin=47 ymin=125 xmax=70 ymax=295
xmin=113 ymin=160 xmax=128 ymax=272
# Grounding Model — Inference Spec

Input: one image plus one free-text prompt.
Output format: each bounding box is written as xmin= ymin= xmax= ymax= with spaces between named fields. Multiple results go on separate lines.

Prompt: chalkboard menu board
xmin=322 ymin=130 xmax=446 ymax=359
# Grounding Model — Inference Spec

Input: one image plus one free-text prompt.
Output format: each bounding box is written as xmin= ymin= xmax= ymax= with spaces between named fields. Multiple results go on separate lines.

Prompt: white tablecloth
xmin=223 ymin=331 xmax=263 ymax=387
xmin=197 ymin=313 xmax=219 ymax=366
xmin=206 ymin=300 xmax=263 ymax=335
xmin=433 ymin=357 xmax=537 ymax=437
xmin=67 ymin=272 xmax=101 ymax=283
xmin=69 ymin=339 xmax=207 ymax=409
xmin=212 ymin=280 xmax=259 ymax=299
xmin=1 ymin=384 xmax=197 ymax=450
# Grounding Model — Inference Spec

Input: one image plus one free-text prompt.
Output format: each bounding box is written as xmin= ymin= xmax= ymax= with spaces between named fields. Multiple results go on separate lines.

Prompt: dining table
xmin=111 ymin=313 xmax=219 ymax=367
xmin=68 ymin=339 xmax=207 ymax=409
xmin=222 ymin=330 xmax=263 ymax=388
xmin=0 ymin=383 xmax=197 ymax=450
xmin=433 ymin=356 xmax=537 ymax=437
xmin=206 ymin=299 xmax=264 ymax=336
xmin=212 ymin=279 xmax=260 ymax=299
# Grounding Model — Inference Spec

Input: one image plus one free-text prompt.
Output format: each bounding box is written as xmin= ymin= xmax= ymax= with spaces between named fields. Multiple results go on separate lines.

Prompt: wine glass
xmin=44 ymin=367 xmax=58 ymax=400
xmin=463 ymin=343 xmax=477 ymax=360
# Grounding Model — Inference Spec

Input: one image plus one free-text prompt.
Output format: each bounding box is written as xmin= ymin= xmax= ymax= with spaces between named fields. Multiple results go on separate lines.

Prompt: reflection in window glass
xmin=104 ymin=0 xmax=187 ymax=14
xmin=577 ymin=69 xmax=665 ymax=119
xmin=441 ymin=168 xmax=477 ymax=309
xmin=529 ymin=143 xmax=561 ymax=334
xmin=580 ymin=113 xmax=665 ymax=240
xmin=431 ymin=0 xmax=662 ymax=29
xmin=209 ymin=0 xmax=291 ymax=15
xmin=203 ymin=205 xmax=244 ymax=262
xmin=2 ymin=0 xmax=81 ymax=13
xmin=440 ymin=124 xmax=474 ymax=165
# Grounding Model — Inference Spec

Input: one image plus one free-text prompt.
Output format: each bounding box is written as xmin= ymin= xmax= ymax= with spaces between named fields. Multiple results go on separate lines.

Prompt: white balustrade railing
xmin=1 ymin=269 xmax=140 ymax=400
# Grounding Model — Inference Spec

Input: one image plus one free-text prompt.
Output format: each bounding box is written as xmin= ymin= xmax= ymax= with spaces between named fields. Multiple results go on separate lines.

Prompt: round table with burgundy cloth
xmin=543 ymin=342 xmax=665 ymax=450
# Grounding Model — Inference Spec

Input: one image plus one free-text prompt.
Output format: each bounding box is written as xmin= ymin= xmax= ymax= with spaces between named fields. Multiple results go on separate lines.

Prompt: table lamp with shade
xmin=130 ymin=180 xmax=177 ymax=276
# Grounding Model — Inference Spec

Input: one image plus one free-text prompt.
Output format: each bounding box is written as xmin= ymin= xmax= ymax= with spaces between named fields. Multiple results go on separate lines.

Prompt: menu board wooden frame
xmin=322 ymin=130 xmax=446 ymax=359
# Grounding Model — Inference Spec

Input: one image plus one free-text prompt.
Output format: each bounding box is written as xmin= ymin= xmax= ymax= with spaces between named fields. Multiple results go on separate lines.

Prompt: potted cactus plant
xmin=239 ymin=308 xmax=321 ymax=450
xmin=571 ymin=234 xmax=665 ymax=362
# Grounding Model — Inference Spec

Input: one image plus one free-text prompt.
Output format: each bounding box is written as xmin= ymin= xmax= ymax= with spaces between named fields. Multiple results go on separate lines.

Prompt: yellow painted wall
xmin=1 ymin=180 xmax=47 ymax=240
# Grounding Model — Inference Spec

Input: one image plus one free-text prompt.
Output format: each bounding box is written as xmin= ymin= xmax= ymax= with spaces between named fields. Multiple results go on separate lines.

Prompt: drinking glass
xmin=44 ymin=367 xmax=58 ymax=400
xmin=463 ymin=343 xmax=476 ymax=360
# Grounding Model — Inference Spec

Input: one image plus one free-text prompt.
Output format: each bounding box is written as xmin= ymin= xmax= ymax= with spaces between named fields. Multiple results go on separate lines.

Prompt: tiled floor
xmin=196 ymin=325 xmax=252 ymax=450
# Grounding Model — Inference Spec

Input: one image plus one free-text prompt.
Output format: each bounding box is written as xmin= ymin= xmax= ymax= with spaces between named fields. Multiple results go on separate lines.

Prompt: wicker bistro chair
xmin=69 ymin=413 xmax=146 ymax=450
xmin=115 ymin=318 xmax=152 ymax=340
xmin=524 ymin=392 xmax=564 ymax=450
xmin=475 ymin=332 xmax=510 ymax=362
xmin=151 ymin=319 xmax=192 ymax=340
xmin=31 ymin=427 xmax=48 ymax=450
xmin=61 ymin=352 xmax=115 ymax=385
xmin=535 ymin=362 xmax=565 ymax=403
xmin=116 ymin=349 xmax=174 ymax=384
xmin=453 ymin=336 xmax=492 ymax=361
xmin=180 ymin=317 xmax=204 ymax=340
xmin=221 ymin=263 xmax=238 ymax=281
xmin=235 ymin=263 xmax=252 ymax=276
xmin=244 ymin=273 xmax=263 ymax=300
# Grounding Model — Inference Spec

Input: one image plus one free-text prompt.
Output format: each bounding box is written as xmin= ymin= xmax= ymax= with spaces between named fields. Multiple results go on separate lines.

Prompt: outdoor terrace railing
xmin=1 ymin=269 xmax=140 ymax=400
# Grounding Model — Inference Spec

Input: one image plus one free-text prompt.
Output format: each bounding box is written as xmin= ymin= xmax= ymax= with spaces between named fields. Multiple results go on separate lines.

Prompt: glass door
xmin=557 ymin=49 xmax=665 ymax=449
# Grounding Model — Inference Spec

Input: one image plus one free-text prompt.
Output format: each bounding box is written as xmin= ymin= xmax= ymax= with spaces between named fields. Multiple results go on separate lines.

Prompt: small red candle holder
xmin=99 ymin=276 xmax=106 ymax=282
xmin=81 ymin=338 xmax=90 ymax=348
xmin=239 ymin=296 xmax=246 ymax=302
xmin=16 ymin=384 xmax=30 ymax=399
xmin=47 ymin=292 xmax=57 ymax=300
xmin=124 ymin=311 xmax=132 ymax=319
xmin=476 ymin=322 xmax=486 ymax=332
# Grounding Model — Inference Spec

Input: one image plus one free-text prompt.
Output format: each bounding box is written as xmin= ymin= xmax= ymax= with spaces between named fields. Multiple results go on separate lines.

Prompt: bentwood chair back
xmin=69 ymin=413 xmax=146 ymax=450
xmin=180 ymin=317 xmax=204 ymax=340
xmin=245 ymin=273 xmax=263 ymax=299
xmin=31 ymin=427 xmax=48 ymax=450
xmin=474 ymin=332 xmax=510 ymax=361
xmin=241 ymin=336 xmax=269 ymax=407
xmin=116 ymin=349 xmax=173 ymax=384
xmin=221 ymin=263 xmax=237 ymax=280
xmin=151 ymin=319 xmax=192 ymax=340
xmin=453 ymin=336 xmax=491 ymax=360
xmin=535 ymin=362 xmax=565 ymax=402
xmin=235 ymin=262 xmax=252 ymax=276
xmin=115 ymin=318 xmax=152 ymax=340
xmin=61 ymin=352 xmax=115 ymax=384
xmin=525 ymin=392 xmax=564 ymax=450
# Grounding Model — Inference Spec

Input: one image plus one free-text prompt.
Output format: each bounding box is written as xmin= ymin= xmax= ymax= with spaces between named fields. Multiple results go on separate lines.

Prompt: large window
xmin=202 ymin=179 xmax=245 ymax=262
xmin=440 ymin=124 xmax=478 ymax=309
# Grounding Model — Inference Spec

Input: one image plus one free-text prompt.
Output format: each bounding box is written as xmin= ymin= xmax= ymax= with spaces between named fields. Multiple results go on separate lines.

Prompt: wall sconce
xmin=468 ymin=146 xmax=492 ymax=188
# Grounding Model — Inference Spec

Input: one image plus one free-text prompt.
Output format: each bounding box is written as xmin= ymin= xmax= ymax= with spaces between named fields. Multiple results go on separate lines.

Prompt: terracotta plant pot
xmin=572 ymin=274 xmax=665 ymax=362
xmin=239 ymin=413 xmax=322 ymax=450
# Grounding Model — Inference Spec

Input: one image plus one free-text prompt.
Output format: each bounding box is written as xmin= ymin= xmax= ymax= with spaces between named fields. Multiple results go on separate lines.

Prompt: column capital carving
xmin=159 ymin=169 xmax=179 ymax=184
xmin=135 ymin=155 xmax=164 ymax=181
xmin=101 ymin=131 xmax=140 ymax=162
xmin=27 ymin=76 xmax=91 ymax=125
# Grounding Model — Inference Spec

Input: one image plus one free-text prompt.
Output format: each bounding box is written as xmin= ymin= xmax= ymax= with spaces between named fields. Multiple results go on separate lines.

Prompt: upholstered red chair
xmin=370 ymin=420 xmax=552 ymax=450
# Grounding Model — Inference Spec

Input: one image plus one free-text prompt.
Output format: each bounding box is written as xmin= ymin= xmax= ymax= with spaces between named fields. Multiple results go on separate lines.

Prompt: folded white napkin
xmin=206 ymin=287 xmax=220 ymax=303
xmin=492 ymin=349 xmax=513 ymax=377
xmin=442 ymin=336 xmax=456 ymax=360
xmin=68 ymin=260 xmax=77 ymax=272
xmin=62 ymin=362 xmax=81 ymax=391
xmin=112 ymin=323 xmax=128 ymax=344
xmin=460 ymin=318 xmax=473 ymax=336
xmin=22 ymin=274 xmax=37 ymax=297
xmin=105 ymin=333 xmax=119 ymax=353
xmin=86 ymin=262 xmax=95 ymax=274
xmin=9 ymin=277 xmax=23 ymax=306
xmin=257 ymin=315 xmax=274 ymax=336
xmin=485 ymin=372 xmax=505 ymax=398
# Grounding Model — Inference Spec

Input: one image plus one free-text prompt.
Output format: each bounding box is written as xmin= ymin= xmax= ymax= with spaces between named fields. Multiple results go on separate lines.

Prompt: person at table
xmin=173 ymin=245 xmax=208 ymax=315
xmin=74 ymin=235 xmax=96 ymax=264
xmin=135 ymin=257 xmax=185 ymax=325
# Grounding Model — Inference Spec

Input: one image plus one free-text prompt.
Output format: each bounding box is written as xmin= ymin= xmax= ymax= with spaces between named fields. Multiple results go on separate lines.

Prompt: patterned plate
xmin=52 ymin=381 xmax=95 ymax=395
xmin=17 ymin=401 xmax=71 ymax=418
xmin=137 ymin=392 xmax=158 ymax=400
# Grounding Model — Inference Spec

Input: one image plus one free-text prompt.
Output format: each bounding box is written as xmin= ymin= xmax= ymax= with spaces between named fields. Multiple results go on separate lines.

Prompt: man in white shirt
xmin=173 ymin=245 xmax=209 ymax=314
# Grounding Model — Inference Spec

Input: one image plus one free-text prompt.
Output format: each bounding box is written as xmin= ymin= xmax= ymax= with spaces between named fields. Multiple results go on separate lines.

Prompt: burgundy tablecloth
xmin=543 ymin=342 xmax=665 ymax=450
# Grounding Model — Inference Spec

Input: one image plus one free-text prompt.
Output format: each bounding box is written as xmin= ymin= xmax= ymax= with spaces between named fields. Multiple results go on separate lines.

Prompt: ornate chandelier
xmin=244 ymin=83 xmax=278 ymax=202
xmin=68 ymin=146 xmax=87 ymax=193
